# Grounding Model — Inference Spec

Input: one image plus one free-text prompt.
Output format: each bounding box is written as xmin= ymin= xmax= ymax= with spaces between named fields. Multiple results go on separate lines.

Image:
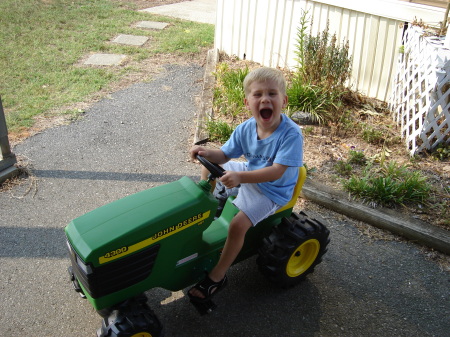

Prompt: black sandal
xmin=188 ymin=274 xmax=228 ymax=303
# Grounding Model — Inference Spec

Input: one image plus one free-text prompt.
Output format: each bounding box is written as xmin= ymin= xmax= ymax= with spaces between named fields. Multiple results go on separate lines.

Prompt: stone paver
xmin=84 ymin=53 xmax=127 ymax=66
xmin=136 ymin=21 xmax=169 ymax=30
xmin=112 ymin=34 xmax=149 ymax=46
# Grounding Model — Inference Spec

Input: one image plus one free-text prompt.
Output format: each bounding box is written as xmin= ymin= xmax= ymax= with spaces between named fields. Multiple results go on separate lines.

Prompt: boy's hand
xmin=189 ymin=146 xmax=229 ymax=165
xmin=220 ymin=171 xmax=241 ymax=188
xmin=189 ymin=146 xmax=207 ymax=160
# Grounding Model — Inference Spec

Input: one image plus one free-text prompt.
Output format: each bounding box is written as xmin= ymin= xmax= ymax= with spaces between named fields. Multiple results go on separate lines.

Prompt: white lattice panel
xmin=390 ymin=26 xmax=450 ymax=155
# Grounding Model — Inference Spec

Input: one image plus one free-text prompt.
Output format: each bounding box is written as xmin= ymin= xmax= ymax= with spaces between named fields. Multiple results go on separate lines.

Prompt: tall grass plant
xmin=212 ymin=63 xmax=249 ymax=119
xmin=342 ymin=159 xmax=431 ymax=207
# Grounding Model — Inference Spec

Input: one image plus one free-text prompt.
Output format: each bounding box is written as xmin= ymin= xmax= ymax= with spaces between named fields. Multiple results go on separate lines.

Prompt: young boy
xmin=189 ymin=67 xmax=303 ymax=301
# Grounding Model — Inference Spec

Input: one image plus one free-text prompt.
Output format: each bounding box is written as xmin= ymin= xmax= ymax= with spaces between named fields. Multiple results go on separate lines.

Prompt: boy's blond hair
xmin=243 ymin=67 xmax=286 ymax=96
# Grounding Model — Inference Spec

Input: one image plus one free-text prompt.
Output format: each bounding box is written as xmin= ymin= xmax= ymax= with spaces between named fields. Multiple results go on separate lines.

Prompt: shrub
xmin=291 ymin=10 xmax=352 ymax=124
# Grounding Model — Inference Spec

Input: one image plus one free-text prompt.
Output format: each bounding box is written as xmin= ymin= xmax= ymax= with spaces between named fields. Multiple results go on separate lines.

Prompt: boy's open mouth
xmin=260 ymin=108 xmax=273 ymax=121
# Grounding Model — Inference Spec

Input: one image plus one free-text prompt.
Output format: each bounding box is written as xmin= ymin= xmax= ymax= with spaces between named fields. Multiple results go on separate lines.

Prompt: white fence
xmin=214 ymin=0 xmax=446 ymax=102
xmin=390 ymin=25 xmax=450 ymax=154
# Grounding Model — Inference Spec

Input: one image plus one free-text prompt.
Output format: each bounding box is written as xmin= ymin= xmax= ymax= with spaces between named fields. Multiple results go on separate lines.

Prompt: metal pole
xmin=0 ymin=96 xmax=18 ymax=182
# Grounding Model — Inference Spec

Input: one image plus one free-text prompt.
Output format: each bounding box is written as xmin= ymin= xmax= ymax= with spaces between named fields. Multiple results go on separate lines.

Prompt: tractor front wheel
xmin=257 ymin=211 xmax=330 ymax=288
xmin=97 ymin=295 xmax=164 ymax=337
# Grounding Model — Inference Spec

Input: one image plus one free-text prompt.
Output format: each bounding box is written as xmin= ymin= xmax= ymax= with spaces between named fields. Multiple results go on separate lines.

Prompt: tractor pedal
xmin=190 ymin=298 xmax=217 ymax=315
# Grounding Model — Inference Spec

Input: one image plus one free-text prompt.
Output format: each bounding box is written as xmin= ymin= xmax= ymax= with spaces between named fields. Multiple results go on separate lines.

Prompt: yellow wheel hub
xmin=131 ymin=333 xmax=152 ymax=337
xmin=286 ymin=239 xmax=320 ymax=277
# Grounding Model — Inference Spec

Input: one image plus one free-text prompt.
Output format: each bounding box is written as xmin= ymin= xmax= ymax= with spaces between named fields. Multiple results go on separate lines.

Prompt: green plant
xmin=302 ymin=126 xmax=315 ymax=136
xmin=290 ymin=10 xmax=352 ymax=124
xmin=431 ymin=142 xmax=450 ymax=160
xmin=348 ymin=149 xmax=367 ymax=165
xmin=333 ymin=148 xmax=366 ymax=176
xmin=205 ymin=120 xmax=235 ymax=143
xmin=361 ymin=124 xmax=385 ymax=145
xmin=286 ymin=77 xmax=335 ymax=123
xmin=294 ymin=9 xmax=310 ymax=71
xmin=295 ymin=14 xmax=351 ymax=91
xmin=334 ymin=160 xmax=353 ymax=176
xmin=335 ymin=109 xmax=357 ymax=135
xmin=303 ymin=163 xmax=317 ymax=175
xmin=213 ymin=64 xmax=249 ymax=118
xmin=342 ymin=161 xmax=431 ymax=207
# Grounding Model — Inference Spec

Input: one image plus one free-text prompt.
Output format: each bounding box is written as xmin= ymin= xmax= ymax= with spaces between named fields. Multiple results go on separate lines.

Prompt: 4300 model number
xmin=103 ymin=246 xmax=128 ymax=259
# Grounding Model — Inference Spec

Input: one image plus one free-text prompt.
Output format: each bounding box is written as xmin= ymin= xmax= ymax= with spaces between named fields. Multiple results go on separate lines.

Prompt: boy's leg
xmin=210 ymin=211 xmax=253 ymax=281
xmin=189 ymin=211 xmax=252 ymax=299
xmin=201 ymin=166 xmax=209 ymax=180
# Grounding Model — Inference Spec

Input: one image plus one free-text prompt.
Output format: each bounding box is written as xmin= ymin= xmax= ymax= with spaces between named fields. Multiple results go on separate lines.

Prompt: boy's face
xmin=244 ymin=79 xmax=288 ymax=132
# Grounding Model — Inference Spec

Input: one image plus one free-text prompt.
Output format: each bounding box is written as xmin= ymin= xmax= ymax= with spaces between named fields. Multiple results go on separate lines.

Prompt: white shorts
xmin=215 ymin=161 xmax=281 ymax=226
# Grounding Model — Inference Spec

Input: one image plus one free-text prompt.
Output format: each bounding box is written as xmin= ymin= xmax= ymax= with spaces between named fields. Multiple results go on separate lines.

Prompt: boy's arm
xmin=220 ymin=163 xmax=287 ymax=188
xmin=189 ymin=145 xmax=230 ymax=164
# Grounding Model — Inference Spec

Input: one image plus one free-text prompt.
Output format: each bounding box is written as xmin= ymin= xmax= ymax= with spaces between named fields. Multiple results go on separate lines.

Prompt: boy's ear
xmin=244 ymin=97 xmax=250 ymax=110
xmin=283 ymin=95 xmax=288 ymax=108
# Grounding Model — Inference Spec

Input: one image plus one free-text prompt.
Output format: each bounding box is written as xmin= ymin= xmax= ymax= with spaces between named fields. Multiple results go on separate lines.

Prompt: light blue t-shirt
xmin=221 ymin=114 xmax=303 ymax=205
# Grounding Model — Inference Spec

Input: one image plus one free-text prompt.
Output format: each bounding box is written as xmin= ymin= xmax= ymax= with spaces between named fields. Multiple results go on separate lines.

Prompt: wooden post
xmin=441 ymin=0 xmax=450 ymax=35
xmin=0 ymin=96 xmax=18 ymax=183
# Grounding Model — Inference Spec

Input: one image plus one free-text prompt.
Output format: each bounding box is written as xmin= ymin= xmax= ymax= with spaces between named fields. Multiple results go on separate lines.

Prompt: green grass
xmin=0 ymin=0 xmax=214 ymax=133
xmin=155 ymin=21 xmax=215 ymax=53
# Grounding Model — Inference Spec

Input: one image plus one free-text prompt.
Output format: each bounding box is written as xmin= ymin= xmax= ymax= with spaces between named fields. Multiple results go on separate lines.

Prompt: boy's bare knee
xmin=228 ymin=212 xmax=252 ymax=237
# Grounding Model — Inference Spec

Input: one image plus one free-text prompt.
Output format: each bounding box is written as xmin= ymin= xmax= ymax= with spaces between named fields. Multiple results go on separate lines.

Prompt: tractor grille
xmin=68 ymin=242 xmax=160 ymax=298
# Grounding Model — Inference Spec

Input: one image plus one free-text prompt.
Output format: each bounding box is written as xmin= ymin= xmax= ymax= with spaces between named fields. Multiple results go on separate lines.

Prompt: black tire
xmin=97 ymin=295 xmax=164 ymax=337
xmin=257 ymin=211 xmax=330 ymax=288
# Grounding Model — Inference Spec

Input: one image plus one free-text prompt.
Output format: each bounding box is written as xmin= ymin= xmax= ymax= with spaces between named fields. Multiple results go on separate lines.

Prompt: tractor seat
xmin=275 ymin=166 xmax=307 ymax=214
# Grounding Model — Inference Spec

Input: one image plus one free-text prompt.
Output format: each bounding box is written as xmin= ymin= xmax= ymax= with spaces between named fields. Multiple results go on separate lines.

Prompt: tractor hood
xmin=65 ymin=177 xmax=216 ymax=267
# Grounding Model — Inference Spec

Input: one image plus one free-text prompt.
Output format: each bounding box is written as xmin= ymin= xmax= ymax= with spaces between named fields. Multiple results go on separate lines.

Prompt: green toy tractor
xmin=65 ymin=156 xmax=330 ymax=337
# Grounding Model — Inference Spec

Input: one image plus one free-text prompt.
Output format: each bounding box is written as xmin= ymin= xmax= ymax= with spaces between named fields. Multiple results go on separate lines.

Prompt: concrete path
xmin=140 ymin=0 xmax=217 ymax=25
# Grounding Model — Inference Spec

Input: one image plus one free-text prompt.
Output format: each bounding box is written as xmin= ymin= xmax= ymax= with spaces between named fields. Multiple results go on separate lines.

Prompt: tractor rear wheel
xmin=97 ymin=295 xmax=164 ymax=337
xmin=257 ymin=211 xmax=330 ymax=288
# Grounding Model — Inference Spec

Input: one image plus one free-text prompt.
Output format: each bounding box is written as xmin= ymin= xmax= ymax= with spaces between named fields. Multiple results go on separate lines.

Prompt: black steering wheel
xmin=196 ymin=155 xmax=225 ymax=179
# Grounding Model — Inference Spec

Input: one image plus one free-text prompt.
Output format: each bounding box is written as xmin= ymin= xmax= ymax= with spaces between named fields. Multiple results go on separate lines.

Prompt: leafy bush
xmin=296 ymin=22 xmax=351 ymax=91
xmin=290 ymin=10 xmax=352 ymax=124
